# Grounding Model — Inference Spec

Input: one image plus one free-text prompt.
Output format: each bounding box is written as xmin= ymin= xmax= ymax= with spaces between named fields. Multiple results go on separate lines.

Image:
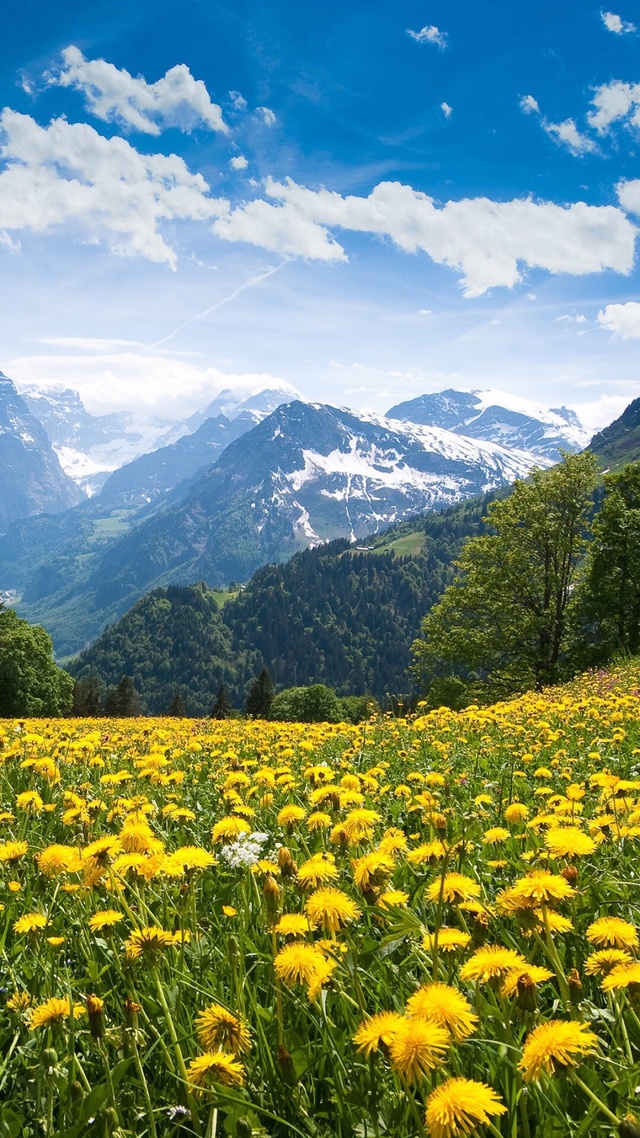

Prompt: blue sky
xmin=1 ymin=0 xmax=640 ymax=428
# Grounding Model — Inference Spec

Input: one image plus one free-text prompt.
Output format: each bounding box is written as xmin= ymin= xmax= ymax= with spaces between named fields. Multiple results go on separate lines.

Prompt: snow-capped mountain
xmin=386 ymin=388 xmax=590 ymax=461
xmin=0 ymin=374 xmax=83 ymax=532
xmin=182 ymin=380 xmax=302 ymax=434
xmin=19 ymin=385 xmax=177 ymax=495
xmin=86 ymin=400 xmax=550 ymax=610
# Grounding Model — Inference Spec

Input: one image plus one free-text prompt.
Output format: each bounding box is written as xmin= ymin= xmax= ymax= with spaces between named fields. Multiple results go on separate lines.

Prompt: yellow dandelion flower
xmin=519 ymin=1020 xmax=598 ymax=1082
xmin=406 ymin=982 xmax=478 ymax=1041
xmin=36 ymin=844 xmax=82 ymax=876
xmin=460 ymin=945 xmax=527 ymax=984
xmin=407 ymin=841 xmax=447 ymax=865
xmin=353 ymin=1011 xmax=405 ymax=1057
xmin=504 ymin=803 xmax=529 ymax=824
xmin=274 ymin=914 xmax=311 ymax=937
xmin=602 ymin=962 xmax=640 ymax=991
xmin=195 ymin=1003 xmax=251 ymax=1055
xmin=426 ymin=873 xmax=481 ymax=905
xmin=13 ymin=912 xmax=47 ymax=934
xmin=88 ymin=910 xmax=124 ymax=932
xmin=422 ymin=928 xmax=471 ymax=954
xmin=29 ymin=997 xmax=85 ymax=1031
xmin=15 ymin=791 xmax=43 ymax=813
xmin=277 ymin=805 xmax=306 ymax=828
xmin=378 ymin=890 xmax=410 ymax=909
xmin=339 ymin=808 xmax=382 ymax=844
xmin=584 ymin=949 xmax=633 ymax=976
xmin=297 ymin=853 xmax=340 ymax=889
xmin=164 ymin=846 xmax=216 ymax=872
xmin=482 ymin=828 xmax=510 ymax=845
xmin=222 ymin=905 xmax=237 ymax=917
xmin=501 ymin=964 xmax=554 ymax=999
xmin=8 ymin=881 xmax=21 ymax=892
xmin=586 ymin=916 xmax=639 ymax=949
xmin=544 ymin=827 xmax=596 ymax=859
xmin=211 ymin=816 xmax=250 ymax=843
xmin=273 ymin=943 xmax=327 ymax=988
xmin=388 ymin=1017 xmax=449 ymax=1084
xmin=352 ymin=850 xmax=395 ymax=892
xmin=186 ymin=1051 xmax=245 ymax=1089
xmin=506 ymin=870 xmax=575 ymax=908
xmin=425 ymin=1077 xmax=506 ymax=1138
xmin=6 ymin=992 xmax=31 ymax=1012
xmin=305 ymin=887 xmax=360 ymax=934
xmin=0 ymin=840 xmax=28 ymax=863
xmin=307 ymin=811 xmax=332 ymax=831
xmin=124 ymin=926 xmax=175 ymax=960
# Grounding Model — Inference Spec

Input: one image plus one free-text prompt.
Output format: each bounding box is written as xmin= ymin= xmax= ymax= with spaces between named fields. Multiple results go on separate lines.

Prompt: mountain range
xmin=0 ymin=370 xmax=611 ymax=657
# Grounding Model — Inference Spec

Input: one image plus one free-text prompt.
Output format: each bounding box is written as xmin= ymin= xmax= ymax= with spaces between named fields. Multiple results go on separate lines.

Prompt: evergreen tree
xmin=71 ymin=674 xmax=103 ymax=716
xmin=245 ymin=669 xmax=275 ymax=718
xmin=167 ymin=692 xmax=186 ymax=717
xmin=211 ymin=683 xmax=232 ymax=719
xmin=576 ymin=461 xmax=640 ymax=662
xmin=413 ymin=452 xmax=598 ymax=703
xmin=104 ymin=675 xmax=141 ymax=717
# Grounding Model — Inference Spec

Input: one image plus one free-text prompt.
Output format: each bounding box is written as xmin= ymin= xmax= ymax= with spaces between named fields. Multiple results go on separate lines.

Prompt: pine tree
xmin=245 ymin=668 xmax=275 ymax=718
xmin=211 ymin=683 xmax=232 ymax=719
xmin=167 ymin=692 xmax=186 ymax=717
xmin=72 ymin=674 xmax=103 ymax=716
xmin=104 ymin=675 xmax=141 ymax=717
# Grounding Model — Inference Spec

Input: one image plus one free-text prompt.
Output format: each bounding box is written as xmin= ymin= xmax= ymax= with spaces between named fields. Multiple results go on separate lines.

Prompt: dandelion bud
xmin=619 ymin=1115 xmax=640 ymax=1138
xmin=42 ymin=1048 xmax=58 ymax=1070
xmin=86 ymin=993 xmax=105 ymax=1039
xmin=433 ymin=813 xmax=448 ymax=833
xmin=124 ymin=997 xmax=141 ymax=1029
xmin=516 ymin=975 xmax=537 ymax=1013
xmin=70 ymin=1079 xmax=84 ymax=1103
xmin=277 ymin=1044 xmax=297 ymax=1087
xmin=278 ymin=847 xmax=297 ymax=877
xmin=236 ymin=1121 xmax=253 ymax=1138
xmin=561 ymin=865 xmax=578 ymax=886
xmin=471 ymin=911 xmax=490 ymax=947
xmin=568 ymin=968 xmax=583 ymax=1004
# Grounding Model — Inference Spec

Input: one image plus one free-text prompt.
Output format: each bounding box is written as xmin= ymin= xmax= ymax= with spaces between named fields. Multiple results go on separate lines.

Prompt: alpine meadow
xmin=3 ymin=2 xmax=640 ymax=1136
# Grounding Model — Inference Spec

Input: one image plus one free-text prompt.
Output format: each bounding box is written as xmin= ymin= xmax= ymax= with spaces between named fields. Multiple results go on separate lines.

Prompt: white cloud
xmin=0 ymin=110 xmax=226 ymax=267
xmin=597 ymin=300 xmax=640 ymax=338
xmin=214 ymin=176 xmax=637 ymax=296
xmin=601 ymin=10 xmax=636 ymax=33
xmin=617 ymin=177 xmax=640 ymax=215
xmin=440 ymin=102 xmax=453 ymax=118
xmin=50 ymin=46 xmax=227 ymax=135
xmin=230 ymin=155 xmax=249 ymax=170
xmin=555 ymin=313 xmax=587 ymax=323
xmin=520 ymin=95 xmax=540 ymax=114
xmin=229 ymin=90 xmax=248 ymax=112
xmin=542 ymin=117 xmax=599 ymax=155
xmin=571 ymin=392 xmax=633 ymax=431
xmin=407 ymin=25 xmax=448 ymax=48
xmin=588 ymin=80 xmax=640 ymax=132
xmin=8 ymin=347 xmax=294 ymax=417
xmin=256 ymin=106 xmax=277 ymax=126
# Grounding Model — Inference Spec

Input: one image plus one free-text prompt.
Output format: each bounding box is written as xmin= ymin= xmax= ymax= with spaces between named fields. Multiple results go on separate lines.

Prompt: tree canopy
xmin=413 ymin=452 xmax=598 ymax=703
xmin=0 ymin=608 xmax=73 ymax=716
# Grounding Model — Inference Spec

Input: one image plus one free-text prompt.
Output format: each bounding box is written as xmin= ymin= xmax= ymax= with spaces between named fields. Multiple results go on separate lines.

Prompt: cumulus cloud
xmin=588 ymin=79 xmax=640 ymax=132
xmin=213 ymin=177 xmax=636 ymax=296
xmin=597 ymin=300 xmax=640 ymax=338
xmin=407 ymin=25 xmax=448 ymax=48
xmin=0 ymin=109 xmax=226 ymax=267
xmin=519 ymin=95 xmax=598 ymax=154
xmin=541 ymin=117 xmax=599 ymax=155
xmin=601 ymin=10 xmax=636 ymax=33
xmin=256 ymin=106 xmax=277 ymax=126
xmin=50 ymin=46 xmax=227 ymax=135
xmin=230 ymin=155 xmax=249 ymax=170
xmin=440 ymin=102 xmax=452 ymax=118
xmin=617 ymin=177 xmax=640 ymax=215
xmin=229 ymin=91 xmax=248 ymax=112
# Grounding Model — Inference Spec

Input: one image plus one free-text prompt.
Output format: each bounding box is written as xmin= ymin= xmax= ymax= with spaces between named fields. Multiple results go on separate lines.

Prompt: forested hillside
xmin=71 ymin=494 xmax=496 ymax=711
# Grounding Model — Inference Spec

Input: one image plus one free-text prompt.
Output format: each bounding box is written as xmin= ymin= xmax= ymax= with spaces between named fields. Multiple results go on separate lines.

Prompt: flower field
xmin=2 ymin=667 xmax=640 ymax=1136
